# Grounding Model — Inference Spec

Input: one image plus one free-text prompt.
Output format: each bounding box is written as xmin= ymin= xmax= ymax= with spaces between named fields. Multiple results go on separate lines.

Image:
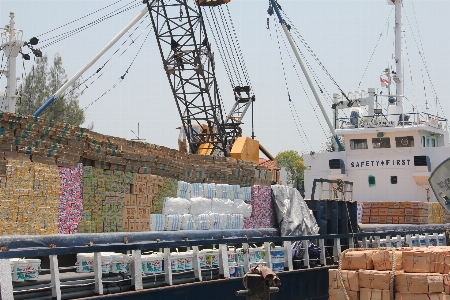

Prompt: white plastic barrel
xmin=111 ymin=254 xmax=130 ymax=274
xmin=198 ymin=250 xmax=207 ymax=268
xmin=254 ymin=247 xmax=265 ymax=262
xmin=170 ymin=253 xmax=179 ymax=272
xmin=184 ymin=252 xmax=193 ymax=270
xmin=150 ymin=253 xmax=163 ymax=274
xmin=206 ymin=250 xmax=219 ymax=267
xmin=101 ymin=254 xmax=112 ymax=274
xmin=25 ymin=259 xmax=41 ymax=280
xmin=227 ymin=250 xmax=236 ymax=266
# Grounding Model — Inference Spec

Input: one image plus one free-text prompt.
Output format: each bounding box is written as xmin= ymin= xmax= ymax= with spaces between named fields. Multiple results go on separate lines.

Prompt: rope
xmin=338 ymin=248 xmax=396 ymax=300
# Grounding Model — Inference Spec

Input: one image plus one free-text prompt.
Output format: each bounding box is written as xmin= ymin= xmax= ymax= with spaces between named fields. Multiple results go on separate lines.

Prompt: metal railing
xmin=0 ymin=228 xmax=448 ymax=299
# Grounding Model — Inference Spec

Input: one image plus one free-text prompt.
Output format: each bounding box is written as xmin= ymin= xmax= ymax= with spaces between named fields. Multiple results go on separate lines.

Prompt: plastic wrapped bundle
xmin=152 ymin=177 xmax=178 ymax=214
xmin=243 ymin=186 xmax=277 ymax=229
xmin=230 ymin=185 xmax=241 ymax=200
xmin=233 ymin=199 xmax=252 ymax=218
xmin=203 ymin=183 xmax=216 ymax=199
xmin=211 ymin=198 xmax=234 ymax=214
xmin=195 ymin=214 xmax=210 ymax=230
xmin=189 ymin=197 xmax=212 ymax=215
xmin=150 ymin=214 xmax=165 ymax=231
xmin=177 ymin=181 xmax=190 ymax=199
xmin=216 ymin=184 xmax=231 ymax=199
xmin=162 ymin=197 xmax=191 ymax=215
xmin=189 ymin=183 xmax=204 ymax=198
xmin=209 ymin=213 xmax=221 ymax=230
xmin=181 ymin=214 xmax=195 ymax=230
xmin=220 ymin=214 xmax=233 ymax=230
xmin=232 ymin=214 xmax=244 ymax=229
xmin=164 ymin=214 xmax=181 ymax=231
xmin=239 ymin=187 xmax=252 ymax=201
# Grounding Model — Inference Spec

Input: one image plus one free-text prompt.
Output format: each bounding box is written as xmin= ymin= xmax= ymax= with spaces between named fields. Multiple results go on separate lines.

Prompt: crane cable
xmin=271 ymin=19 xmax=312 ymax=151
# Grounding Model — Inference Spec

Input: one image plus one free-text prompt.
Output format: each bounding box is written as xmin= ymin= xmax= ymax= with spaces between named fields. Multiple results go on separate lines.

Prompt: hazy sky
xmin=1 ymin=0 xmax=449 ymax=157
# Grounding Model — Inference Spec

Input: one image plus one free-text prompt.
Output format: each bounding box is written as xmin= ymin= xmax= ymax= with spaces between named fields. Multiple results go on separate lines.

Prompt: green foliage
xmin=275 ymin=150 xmax=306 ymax=185
xmin=17 ymin=53 xmax=87 ymax=127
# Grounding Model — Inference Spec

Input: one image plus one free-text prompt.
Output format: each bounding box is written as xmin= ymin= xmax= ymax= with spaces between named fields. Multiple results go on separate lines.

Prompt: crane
xmin=145 ymin=0 xmax=272 ymax=163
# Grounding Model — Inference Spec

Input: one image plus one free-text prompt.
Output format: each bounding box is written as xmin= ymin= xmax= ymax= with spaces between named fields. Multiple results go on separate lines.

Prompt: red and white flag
xmin=380 ymin=77 xmax=390 ymax=87
xmin=387 ymin=0 xmax=395 ymax=5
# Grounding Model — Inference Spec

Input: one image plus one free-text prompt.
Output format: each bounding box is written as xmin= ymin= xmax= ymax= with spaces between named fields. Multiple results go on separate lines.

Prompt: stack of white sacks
xmin=150 ymin=182 xmax=252 ymax=231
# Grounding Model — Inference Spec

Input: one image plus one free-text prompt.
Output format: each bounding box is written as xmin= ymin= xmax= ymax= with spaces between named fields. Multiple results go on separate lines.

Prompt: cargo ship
xmin=0 ymin=0 xmax=449 ymax=300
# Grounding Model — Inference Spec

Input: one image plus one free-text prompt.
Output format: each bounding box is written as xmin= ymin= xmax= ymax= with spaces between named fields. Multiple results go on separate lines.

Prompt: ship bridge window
xmin=395 ymin=136 xmax=414 ymax=148
xmin=350 ymin=139 xmax=368 ymax=150
xmin=372 ymin=137 xmax=391 ymax=149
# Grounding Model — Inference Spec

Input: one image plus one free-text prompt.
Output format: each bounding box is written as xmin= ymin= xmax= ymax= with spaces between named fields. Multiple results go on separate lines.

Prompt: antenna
xmin=131 ymin=123 xmax=146 ymax=141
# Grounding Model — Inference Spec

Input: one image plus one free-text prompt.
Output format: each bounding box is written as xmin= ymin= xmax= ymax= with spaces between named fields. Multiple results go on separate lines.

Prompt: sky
xmin=1 ymin=0 xmax=450 ymax=157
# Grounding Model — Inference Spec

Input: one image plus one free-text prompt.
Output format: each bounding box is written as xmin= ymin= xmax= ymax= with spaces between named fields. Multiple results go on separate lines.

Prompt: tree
xmin=17 ymin=53 xmax=87 ymax=127
xmin=275 ymin=150 xmax=306 ymax=186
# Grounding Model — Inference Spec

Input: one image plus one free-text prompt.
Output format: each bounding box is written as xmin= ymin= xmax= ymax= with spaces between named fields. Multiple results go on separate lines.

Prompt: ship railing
xmin=338 ymin=111 xmax=448 ymax=131
xmin=0 ymin=229 xmax=447 ymax=299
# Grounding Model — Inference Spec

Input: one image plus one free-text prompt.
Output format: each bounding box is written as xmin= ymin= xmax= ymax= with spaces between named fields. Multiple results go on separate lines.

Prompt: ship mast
xmin=0 ymin=13 xmax=24 ymax=113
xmin=394 ymin=0 xmax=403 ymax=108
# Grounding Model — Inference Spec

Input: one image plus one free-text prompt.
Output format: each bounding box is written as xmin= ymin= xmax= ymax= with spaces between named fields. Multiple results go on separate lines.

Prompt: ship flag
xmin=387 ymin=0 xmax=395 ymax=5
xmin=380 ymin=77 xmax=390 ymax=87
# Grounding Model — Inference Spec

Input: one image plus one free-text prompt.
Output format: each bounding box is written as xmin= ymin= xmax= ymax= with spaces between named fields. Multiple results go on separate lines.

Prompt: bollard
xmin=236 ymin=274 xmax=279 ymax=300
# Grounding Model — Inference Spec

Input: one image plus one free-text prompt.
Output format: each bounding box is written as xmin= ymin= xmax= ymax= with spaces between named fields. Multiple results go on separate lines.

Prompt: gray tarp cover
xmin=271 ymin=185 xmax=319 ymax=236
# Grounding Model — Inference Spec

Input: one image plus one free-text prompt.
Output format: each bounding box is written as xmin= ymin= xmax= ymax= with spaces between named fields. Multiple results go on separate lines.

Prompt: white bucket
xmin=150 ymin=254 xmax=163 ymax=274
xmin=236 ymin=249 xmax=245 ymax=264
xmin=25 ymin=259 xmax=41 ymax=281
xmin=198 ymin=250 xmax=207 ymax=268
xmin=227 ymin=251 xmax=236 ymax=266
xmin=12 ymin=260 xmax=28 ymax=282
xmin=184 ymin=252 xmax=193 ymax=270
xmin=272 ymin=262 xmax=284 ymax=273
xmin=176 ymin=253 xmax=186 ymax=272
xmin=76 ymin=253 xmax=94 ymax=273
xmin=254 ymin=247 xmax=265 ymax=262
xmin=229 ymin=266 xmax=237 ymax=277
xmin=270 ymin=247 xmax=285 ymax=263
xmin=170 ymin=253 xmax=179 ymax=272
xmin=248 ymin=248 xmax=256 ymax=263
xmin=141 ymin=255 xmax=152 ymax=274
xmin=111 ymin=254 xmax=130 ymax=274
xmin=101 ymin=254 xmax=112 ymax=274
xmin=249 ymin=262 xmax=267 ymax=269
xmin=206 ymin=250 xmax=219 ymax=267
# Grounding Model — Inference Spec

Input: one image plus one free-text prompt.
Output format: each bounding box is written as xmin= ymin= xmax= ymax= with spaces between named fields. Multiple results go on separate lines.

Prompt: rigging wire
xmin=36 ymin=0 xmax=128 ymax=37
xmin=271 ymin=18 xmax=312 ymax=151
xmin=62 ymin=16 xmax=151 ymax=100
xmin=356 ymin=7 xmax=394 ymax=89
xmin=273 ymin=17 xmax=325 ymax=147
xmin=83 ymin=23 xmax=152 ymax=111
xmin=407 ymin=1 xmax=444 ymax=117
xmin=280 ymin=11 xmax=351 ymax=106
xmin=39 ymin=2 xmax=141 ymax=49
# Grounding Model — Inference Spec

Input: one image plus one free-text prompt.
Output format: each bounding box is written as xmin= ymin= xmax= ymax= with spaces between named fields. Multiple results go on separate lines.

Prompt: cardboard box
xmin=378 ymin=208 xmax=388 ymax=216
xmin=395 ymin=293 xmax=445 ymax=300
xmin=370 ymin=217 xmax=379 ymax=224
xmin=405 ymin=209 xmax=414 ymax=216
xmin=378 ymin=216 xmax=387 ymax=224
xmin=362 ymin=216 xmax=370 ymax=224
xmin=395 ymin=273 xmax=443 ymax=294
xmin=362 ymin=208 xmax=371 ymax=215
xmin=360 ymin=288 xmax=390 ymax=300
xmin=341 ymin=250 xmax=374 ymax=270
xmin=372 ymin=250 xmax=402 ymax=271
xmin=444 ymin=274 xmax=450 ymax=295
xmin=387 ymin=217 xmax=393 ymax=224
xmin=131 ymin=182 xmax=146 ymax=194
xmin=329 ymin=269 xmax=359 ymax=291
xmin=328 ymin=288 xmax=359 ymax=300
xmin=359 ymin=270 xmax=393 ymax=290
xmin=402 ymin=251 xmax=431 ymax=272
xmin=371 ymin=209 xmax=379 ymax=216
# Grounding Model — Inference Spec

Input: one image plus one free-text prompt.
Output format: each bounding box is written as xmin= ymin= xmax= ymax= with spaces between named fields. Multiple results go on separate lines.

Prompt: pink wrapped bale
xmin=243 ymin=185 xmax=277 ymax=229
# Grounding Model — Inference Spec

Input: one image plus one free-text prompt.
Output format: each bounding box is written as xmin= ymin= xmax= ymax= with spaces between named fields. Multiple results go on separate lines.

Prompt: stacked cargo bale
xmin=58 ymin=163 xmax=83 ymax=234
xmin=243 ymin=185 xmax=277 ymax=229
xmin=0 ymin=160 xmax=59 ymax=235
